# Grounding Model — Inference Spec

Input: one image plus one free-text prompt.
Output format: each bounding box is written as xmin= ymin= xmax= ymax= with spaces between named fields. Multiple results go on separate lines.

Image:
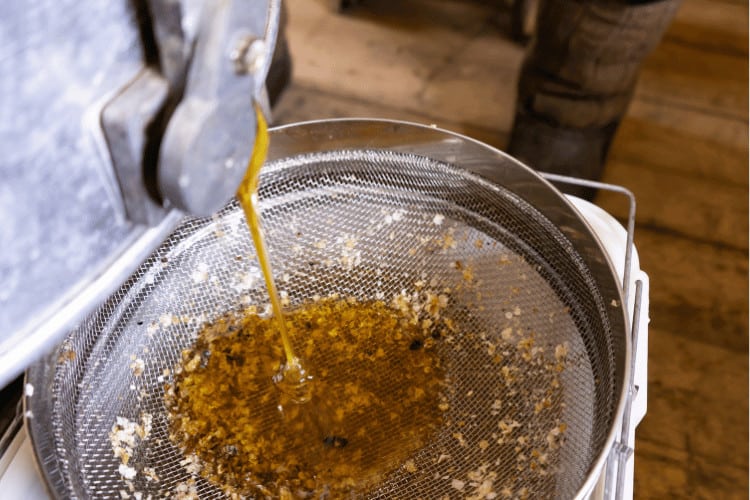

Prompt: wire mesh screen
xmin=28 ymin=149 xmax=622 ymax=499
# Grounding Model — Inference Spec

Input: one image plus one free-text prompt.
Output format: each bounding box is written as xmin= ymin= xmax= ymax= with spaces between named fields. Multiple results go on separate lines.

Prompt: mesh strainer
xmin=26 ymin=120 xmax=629 ymax=499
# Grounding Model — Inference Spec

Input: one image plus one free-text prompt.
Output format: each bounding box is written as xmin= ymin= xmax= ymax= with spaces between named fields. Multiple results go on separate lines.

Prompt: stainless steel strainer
xmin=26 ymin=120 xmax=629 ymax=499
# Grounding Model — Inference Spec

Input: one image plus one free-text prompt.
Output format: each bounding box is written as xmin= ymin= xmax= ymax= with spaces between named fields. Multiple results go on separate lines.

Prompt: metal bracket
xmin=157 ymin=0 xmax=279 ymax=216
xmin=609 ymin=279 xmax=644 ymax=500
xmin=539 ymin=172 xmax=644 ymax=500
xmin=101 ymin=69 xmax=170 ymax=225
xmin=146 ymin=0 xmax=193 ymax=91
xmin=99 ymin=0 xmax=280 ymax=221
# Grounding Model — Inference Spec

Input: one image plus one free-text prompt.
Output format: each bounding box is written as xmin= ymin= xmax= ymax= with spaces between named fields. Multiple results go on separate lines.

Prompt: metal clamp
xmin=98 ymin=0 xmax=280 ymax=221
xmin=157 ymin=0 xmax=279 ymax=216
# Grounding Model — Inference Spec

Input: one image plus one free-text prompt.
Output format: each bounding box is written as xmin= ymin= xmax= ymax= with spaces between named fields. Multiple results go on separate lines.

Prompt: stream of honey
xmin=235 ymin=107 xmax=312 ymax=403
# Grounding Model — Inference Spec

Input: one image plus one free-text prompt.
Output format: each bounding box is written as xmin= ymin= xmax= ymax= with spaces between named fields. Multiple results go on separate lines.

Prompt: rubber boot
xmin=508 ymin=0 xmax=681 ymax=200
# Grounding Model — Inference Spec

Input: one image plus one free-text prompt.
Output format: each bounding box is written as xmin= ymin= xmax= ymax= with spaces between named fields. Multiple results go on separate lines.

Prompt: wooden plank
xmin=667 ymin=0 xmax=748 ymax=56
xmin=626 ymin=97 xmax=748 ymax=155
xmin=690 ymin=456 xmax=750 ymax=499
xmin=286 ymin=0 xmax=493 ymax=103
xmin=633 ymin=446 xmax=691 ymax=499
xmin=272 ymin=83 xmax=430 ymax=125
xmin=341 ymin=0 xmax=498 ymax=31
xmin=637 ymin=39 xmax=748 ymax=120
xmin=609 ymin=114 xmax=748 ymax=186
xmin=285 ymin=0 xmax=328 ymax=39
xmin=634 ymin=440 xmax=691 ymax=500
xmin=635 ymin=439 xmax=747 ymax=499
xmin=637 ymin=327 xmax=748 ymax=472
xmin=597 ymin=156 xmax=748 ymax=250
xmin=285 ymin=0 xmax=522 ymax=131
xmin=630 ymin=228 xmax=748 ymax=352
xmin=418 ymin=28 xmax=523 ymax=133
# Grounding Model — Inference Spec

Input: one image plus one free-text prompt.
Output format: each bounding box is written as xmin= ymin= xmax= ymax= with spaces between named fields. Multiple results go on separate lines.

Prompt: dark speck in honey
xmin=323 ymin=435 xmax=349 ymax=448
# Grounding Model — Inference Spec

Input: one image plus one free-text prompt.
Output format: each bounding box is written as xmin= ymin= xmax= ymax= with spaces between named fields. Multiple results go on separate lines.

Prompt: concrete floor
xmin=273 ymin=0 xmax=749 ymax=498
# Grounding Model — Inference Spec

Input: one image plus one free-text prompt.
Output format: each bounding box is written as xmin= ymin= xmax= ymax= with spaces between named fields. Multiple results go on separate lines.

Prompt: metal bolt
xmin=230 ymin=35 xmax=266 ymax=75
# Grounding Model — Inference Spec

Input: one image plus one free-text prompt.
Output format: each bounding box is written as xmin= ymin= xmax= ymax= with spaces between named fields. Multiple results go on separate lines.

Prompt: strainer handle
xmin=538 ymin=172 xmax=636 ymax=308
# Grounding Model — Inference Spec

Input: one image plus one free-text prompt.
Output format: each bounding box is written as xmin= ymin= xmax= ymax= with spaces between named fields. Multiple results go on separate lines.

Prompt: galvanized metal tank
xmin=0 ymin=0 xmax=280 ymax=387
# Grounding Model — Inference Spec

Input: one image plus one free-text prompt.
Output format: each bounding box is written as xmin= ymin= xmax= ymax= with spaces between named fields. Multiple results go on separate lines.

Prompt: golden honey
xmin=166 ymin=298 xmax=447 ymax=497
xmin=234 ymin=107 xmax=311 ymax=401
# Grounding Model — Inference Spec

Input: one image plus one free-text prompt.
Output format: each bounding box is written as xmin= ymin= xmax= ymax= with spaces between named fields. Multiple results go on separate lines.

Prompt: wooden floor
xmin=273 ymin=0 xmax=749 ymax=497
